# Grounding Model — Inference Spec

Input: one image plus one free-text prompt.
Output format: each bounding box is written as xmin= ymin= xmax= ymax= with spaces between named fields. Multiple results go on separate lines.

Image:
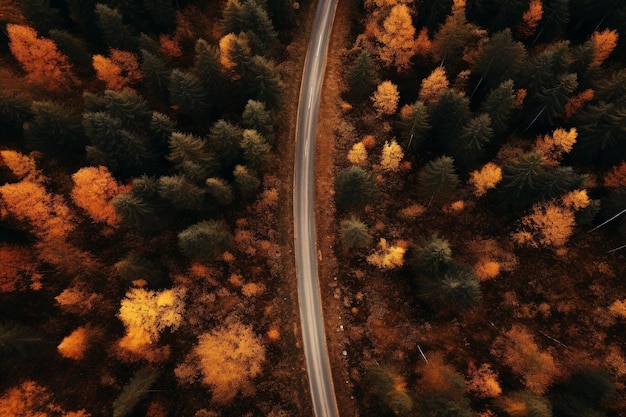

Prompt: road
xmin=293 ymin=1 xmax=340 ymax=417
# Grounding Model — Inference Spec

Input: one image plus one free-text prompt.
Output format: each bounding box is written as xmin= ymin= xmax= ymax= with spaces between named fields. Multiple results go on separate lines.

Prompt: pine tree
xmin=219 ymin=32 xmax=252 ymax=78
xmin=334 ymin=166 xmax=378 ymax=212
xmin=521 ymin=41 xmax=571 ymax=97
xmin=157 ymin=175 xmax=206 ymax=211
xmin=95 ymin=3 xmax=137 ymax=51
xmin=0 ymin=90 xmax=31 ymax=132
xmin=113 ymin=367 xmax=160 ymax=417
xmin=418 ymin=261 xmax=482 ymax=313
xmin=242 ymin=0 xmax=278 ymax=55
xmin=536 ymin=0 xmax=569 ymax=42
xmin=24 ymin=101 xmax=82 ymax=153
xmin=413 ymin=235 xmax=452 ymax=275
xmin=101 ymin=89 xmax=152 ymax=129
xmin=115 ymin=253 xmax=166 ymax=287
xmin=451 ymin=113 xmax=493 ymax=169
xmin=266 ymin=0 xmax=296 ymax=31
xmin=531 ymin=72 xmax=578 ymax=127
xmin=340 ymin=217 xmax=373 ymax=250
xmin=208 ymin=120 xmax=244 ymax=171
xmin=141 ymin=49 xmax=170 ymax=101
xmin=472 ymin=29 xmax=526 ymax=93
xmin=417 ymin=156 xmax=459 ymax=204
xmin=112 ymin=192 xmax=160 ymax=232
xmin=65 ymin=0 xmax=99 ymax=39
xmin=233 ymin=164 xmax=260 ymax=199
xmin=466 ymin=0 xmax=526 ymax=32
xmin=242 ymin=56 xmax=283 ymax=110
xmin=497 ymin=152 xmax=547 ymax=204
xmin=242 ymin=99 xmax=274 ymax=145
xmin=18 ymin=0 xmax=62 ymax=35
xmin=167 ymin=132 xmax=216 ymax=176
xmin=399 ymin=101 xmax=431 ymax=151
xmin=205 ymin=178 xmax=234 ymax=206
xmin=241 ymin=129 xmax=271 ymax=171
xmin=194 ymin=39 xmax=226 ymax=100
xmin=346 ymin=50 xmax=379 ymax=103
xmin=480 ymin=79 xmax=516 ymax=137
xmin=573 ymin=101 xmax=626 ymax=163
xmin=427 ymin=89 xmax=471 ymax=153
xmin=168 ymin=69 xmax=208 ymax=118
xmin=222 ymin=0 xmax=245 ymax=35
xmin=48 ymin=29 xmax=93 ymax=74
xmin=178 ymin=220 xmax=232 ymax=261
xmin=150 ymin=112 xmax=176 ymax=148
xmin=594 ymin=69 xmax=626 ymax=107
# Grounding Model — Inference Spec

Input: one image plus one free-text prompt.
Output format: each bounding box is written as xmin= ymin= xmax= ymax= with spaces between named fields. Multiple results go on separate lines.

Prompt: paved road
xmin=293 ymin=1 xmax=340 ymax=417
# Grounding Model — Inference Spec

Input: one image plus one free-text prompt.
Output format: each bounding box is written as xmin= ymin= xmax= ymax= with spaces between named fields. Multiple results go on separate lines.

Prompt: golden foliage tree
xmin=93 ymin=49 xmax=142 ymax=91
xmin=491 ymin=325 xmax=560 ymax=394
xmin=512 ymin=200 xmax=575 ymax=249
xmin=466 ymin=362 xmax=502 ymax=398
xmin=0 ymin=381 xmax=90 ymax=417
xmin=367 ymin=238 xmax=406 ymax=269
xmin=372 ymin=80 xmax=399 ymax=115
xmin=517 ymin=0 xmax=543 ymax=39
xmin=534 ymin=127 xmax=577 ymax=166
xmin=418 ymin=67 xmax=449 ymax=103
xmin=380 ymin=140 xmax=404 ymax=172
xmin=591 ymin=29 xmax=619 ymax=66
xmin=58 ymin=326 xmax=90 ymax=360
xmin=71 ymin=166 xmax=124 ymax=226
xmin=175 ymin=318 xmax=266 ymax=403
xmin=469 ymin=162 xmax=502 ymax=197
xmin=0 ymin=150 xmax=41 ymax=183
xmin=219 ymin=32 xmax=250 ymax=78
xmin=561 ymin=189 xmax=590 ymax=211
xmin=348 ymin=142 xmax=368 ymax=166
xmin=376 ymin=4 xmax=416 ymax=71
xmin=7 ymin=24 xmax=76 ymax=91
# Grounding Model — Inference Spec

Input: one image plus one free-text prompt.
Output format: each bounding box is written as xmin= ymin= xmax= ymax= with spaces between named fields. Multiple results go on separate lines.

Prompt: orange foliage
xmin=517 ymin=0 xmax=543 ymax=39
xmin=159 ymin=34 xmax=183 ymax=59
xmin=512 ymin=200 xmax=575 ymax=248
xmin=55 ymin=286 xmax=101 ymax=315
xmin=71 ymin=166 xmax=124 ymax=226
xmin=416 ymin=352 xmax=463 ymax=393
xmin=380 ymin=140 xmax=404 ymax=172
xmin=469 ymin=162 xmax=502 ymax=197
xmin=474 ymin=258 xmax=501 ymax=280
xmin=219 ymin=33 xmax=250 ymax=77
xmin=398 ymin=203 xmax=426 ymax=219
xmin=415 ymin=27 xmax=432 ymax=56
xmin=535 ymin=127 xmax=577 ymax=166
xmin=418 ymin=67 xmax=449 ymax=103
xmin=561 ymin=189 xmax=590 ymax=211
xmin=376 ymin=4 xmax=416 ymax=71
xmin=0 ymin=381 xmax=91 ymax=417
xmin=609 ymin=299 xmax=626 ymax=319
xmin=591 ymin=29 xmax=619 ymax=65
xmin=514 ymin=89 xmax=527 ymax=107
xmin=93 ymin=49 xmax=142 ymax=91
xmin=7 ymin=24 xmax=76 ymax=91
xmin=372 ymin=80 xmax=399 ymax=115
xmin=0 ymin=244 xmax=40 ymax=292
xmin=491 ymin=325 xmax=560 ymax=394
xmin=564 ymin=88 xmax=594 ymax=119
xmin=466 ymin=362 xmax=502 ymax=398
xmin=0 ymin=150 xmax=41 ymax=183
xmin=604 ymin=161 xmax=626 ymax=188
xmin=58 ymin=326 xmax=90 ymax=360
xmin=0 ymin=1 xmax=26 ymax=24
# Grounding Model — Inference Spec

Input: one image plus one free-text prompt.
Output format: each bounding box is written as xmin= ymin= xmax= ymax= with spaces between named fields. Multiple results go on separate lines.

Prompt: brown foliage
xmin=591 ymin=29 xmax=619 ymax=65
xmin=564 ymin=89 xmax=594 ymax=120
xmin=604 ymin=161 xmax=626 ymax=188
xmin=0 ymin=244 xmax=40 ymax=292
xmin=466 ymin=362 xmax=502 ymax=398
xmin=159 ymin=34 xmax=183 ymax=59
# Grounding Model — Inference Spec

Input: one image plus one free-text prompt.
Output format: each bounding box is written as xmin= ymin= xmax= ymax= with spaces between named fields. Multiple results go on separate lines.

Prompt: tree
xmin=7 ymin=24 xmax=76 ymax=91
xmin=418 ymin=67 xmax=449 ymax=104
xmin=536 ymin=0 xmax=569 ymax=42
xmin=417 ymin=156 xmax=460 ymax=204
xmin=376 ymin=4 xmax=416 ymax=71
xmin=241 ymin=129 xmax=271 ymax=171
xmin=194 ymin=39 xmax=225 ymax=100
xmin=175 ymin=318 xmax=265 ymax=403
xmin=450 ymin=113 xmax=493 ymax=169
xmin=0 ymin=244 xmax=39 ymax=293
xmin=334 ymin=165 xmax=378 ymax=211
xmin=413 ymin=235 xmax=452 ymax=275
xmin=517 ymin=0 xmax=543 ymax=39
xmin=340 ymin=217 xmax=373 ymax=250
xmin=427 ymin=89 xmax=470 ymax=152
xmin=157 ymin=175 xmax=206 ymax=211
xmin=535 ymin=127 xmax=577 ymax=166
xmin=531 ymin=72 xmax=578 ymax=127
xmin=348 ymin=142 xmax=368 ymax=166
xmin=573 ymin=101 xmax=626 ymax=164
xmin=512 ymin=200 xmax=576 ymax=248
xmin=71 ymin=166 xmax=123 ymax=226
xmin=366 ymin=366 xmax=413 ymax=416
xmin=233 ymin=164 xmax=261 ymax=199
xmin=480 ymin=79 xmax=517 ymax=136
xmin=167 ymin=132 xmax=216 ymax=178
xmin=0 ymin=381 xmax=88 ymax=417
xmin=205 ymin=178 xmax=234 ymax=206
xmin=168 ymin=69 xmax=208 ymax=117
xmin=380 ymin=140 xmax=404 ymax=172
xmin=242 ymin=100 xmax=274 ymax=145
xmin=466 ymin=363 xmax=502 ymax=399
xmin=48 ymin=29 xmax=93 ymax=73
xmin=242 ymin=55 xmax=283 ymax=110
xmin=24 ymin=101 xmax=83 ymax=153
xmin=178 ymin=220 xmax=232 ymax=261
xmin=219 ymin=32 xmax=251 ymax=78
xmin=494 ymin=390 xmax=552 ymax=417
xmin=149 ymin=112 xmax=175 ymax=151
xmin=58 ymin=326 xmax=90 ymax=360
xmin=113 ymin=367 xmax=160 ymax=417
xmin=0 ymin=90 xmax=32 ymax=132
xmin=98 ymin=89 xmax=151 ymax=129
xmin=93 ymin=49 xmax=142 ymax=91
xmin=95 ymin=4 xmax=137 ymax=51
xmin=469 ymin=162 xmax=502 ymax=196
xmin=472 ymin=29 xmax=526 ymax=93
xmin=551 ymin=366 xmax=616 ymax=417
xmin=399 ymin=101 xmax=431 ymax=150
xmin=141 ymin=49 xmax=170 ymax=100
xmin=242 ymin=0 xmax=278 ymax=55
xmin=208 ymin=120 xmax=244 ymax=171
xmin=372 ymin=80 xmax=399 ymax=115
xmin=367 ymin=238 xmax=406 ymax=269
xmin=346 ymin=50 xmax=379 ymax=103
xmin=143 ymin=0 xmax=175 ymax=31
xmin=112 ymin=191 xmax=160 ymax=232
xmin=466 ymin=0 xmax=526 ymax=32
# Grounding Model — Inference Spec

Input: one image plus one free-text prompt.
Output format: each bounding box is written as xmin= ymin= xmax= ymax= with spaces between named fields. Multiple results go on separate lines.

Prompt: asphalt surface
xmin=293 ymin=1 xmax=340 ymax=416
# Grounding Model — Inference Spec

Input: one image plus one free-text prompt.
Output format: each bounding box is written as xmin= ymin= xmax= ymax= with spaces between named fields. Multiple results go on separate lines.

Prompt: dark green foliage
xmin=0 ymin=322 xmax=45 ymax=360
xmin=417 ymin=156 xmax=460 ymax=204
xmin=242 ymin=99 xmax=274 ymax=145
xmin=386 ymin=390 xmax=414 ymax=416
xmin=427 ymin=89 xmax=471 ymax=152
xmin=101 ymin=90 xmax=152 ymax=129
xmin=551 ymin=366 xmax=615 ymax=417
xmin=418 ymin=261 xmax=482 ymax=313
xmin=158 ymin=175 xmax=206 ymax=211
xmin=472 ymin=29 xmax=526 ymax=93
xmin=114 ymin=253 xmax=167 ymax=286
xmin=233 ymin=164 xmax=261 ymax=199
xmin=346 ymin=50 xmax=379 ymax=103
xmin=399 ymin=100 xmax=431 ymax=151
xmin=366 ymin=367 xmax=414 ymax=416
xmin=266 ymin=0 xmax=296 ymax=31
xmin=178 ymin=220 xmax=232 ymax=261
xmin=222 ymin=0 xmax=246 ymax=35
xmin=141 ymin=49 xmax=170 ymax=101
xmin=340 ymin=217 xmax=372 ymax=250
xmin=0 ymin=90 xmax=32 ymax=131
xmin=417 ymin=0 xmax=454 ymax=32
xmin=66 ymin=0 xmax=100 ymax=39
xmin=480 ymin=79 xmax=516 ymax=137
xmin=522 ymin=41 xmax=572 ymax=97
xmin=18 ymin=0 xmax=63 ymax=34
xmin=169 ymin=69 xmax=209 ymax=118
xmin=205 ymin=178 xmax=234 ymax=206
xmin=95 ymin=3 xmax=137 ymax=51
xmin=242 ymin=0 xmax=278 ymax=55
xmin=532 ymin=72 xmax=578 ymax=126
xmin=112 ymin=191 xmax=161 ymax=232
xmin=241 ymin=129 xmax=271 ymax=171
xmin=450 ymin=113 xmax=493 ymax=169
xmin=242 ymin=56 xmax=283 ymax=110
xmin=24 ymin=101 xmax=83 ymax=153
xmin=594 ymin=69 xmax=626 ymax=107
xmin=535 ymin=166 xmax=584 ymax=200
xmin=149 ymin=112 xmax=176 ymax=151
xmin=167 ymin=132 xmax=216 ymax=178
xmin=573 ymin=101 xmax=626 ymax=164
xmin=48 ymin=29 xmax=93 ymax=73
xmin=414 ymin=235 xmax=452 ymax=275
xmin=113 ymin=367 xmax=160 ymax=417
xmin=575 ymin=199 xmax=600 ymax=226
xmin=334 ymin=166 xmax=378 ymax=212
xmin=194 ymin=39 xmax=226 ymax=100
xmin=536 ymin=0 xmax=569 ymax=43
xmin=495 ymin=391 xmax=552 ymax=417
xmin=208 ymin=120 xmax=243 ymax=171
xmin=143 ymin=0 xmax=175 ymax=32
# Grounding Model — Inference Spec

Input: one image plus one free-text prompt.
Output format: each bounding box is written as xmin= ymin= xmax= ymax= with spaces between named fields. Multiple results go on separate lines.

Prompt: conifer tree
xmin=0 ymin=90 xmax=31 ymax=132
xmin=334 ymin=166 xmax=378 ymax=212
xmin=113 ymin=368 xmax=160 ymax=417
xmin=219 ymin=32 xmax=252 ymax=78
xmin=18 ymin=0 xmax=62 ymax=35
xmin=48 ymin=29 xmax=93 ymax=74
xmin=472 ymin=29 xmax=526 ymax=93
xmin=466 ymin=0 xmax=526 ymax=32
xmin=497 ymin=152 xmax=547 ymax=204
xmin=194 ymin=39 xmax=226 ymax=99
xmin=536 ymin=0 xmax=569 ymax=42
xmin=531 ymin=72 xmax=578 ymax=126
xmin=594 ymin=69 xmax=626 ymax=107
xmin=178 ymin=220 xmax=232 ymax=261
xmin=241 ymin=129 xmax=271 ymax=171
xmin=167 ymin=132 xmax=215 ymax=175
xmin=233 ymin=164 xmax=261 ymax=199
xmin=242 ymin=100 xmax=274 ymax=145
xmin=95 ymin=4 xmax=137 ymax=51
xmin=451 ymin=113 xmax=493 ymax=169
xmin=418 ymin=261 xmax=482 ymax=313
xmin=222 ymin=0 xmax=245 ymax=35
xmin=427 ymin=89 xmax=470 ymax=152
xmin=205 ymin=178 xmax=234 ymax=206
xmin=158 ymin=175 xmax=206 ymax=211
xmin=480 ymin=79 xmax=516 ymax=137
xmin=417 ymin=156 xmax=460 ymax=204
xmin=266 ymin=0 xmax=296 ymax=31
xmin=149 ymin=112 xmax=175 ymax=152
xmin=24 ymin=101 xmax=82 ymax=153
xmin=242 ymin=0 xmax=278 ymax=55
xmin=414 ymin=235 xmax=452 ymax=275
xmin=208 ymin=120 xmax=244 ymax=171
xmin=399 ymin=101 xmax=431 ymax=151
xmin=101 ymin=89 xmax=152 ymax=129
xmin=573 ymin=101 xmax=626 ymax=163
xmin=168 ymin=69 xmax=208 ymax=118
xmin=112 ymin=192 xmax=160 ymax=232
xmin=65 ymin=0 xmax=99 ymax=39
xmin=141 ymin=49 xmax=170 ymax=101
xmin=340 ymin=217 xmax=373 ymax=250
xmin=242 ymin=56 xmax=283 ymax=110
xmin=346 ymin=50 xmax=379 ymax=103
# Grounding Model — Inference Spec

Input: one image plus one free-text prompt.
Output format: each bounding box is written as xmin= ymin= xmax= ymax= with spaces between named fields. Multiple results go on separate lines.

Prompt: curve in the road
xmin=293 ymin=1 xmax=340 ymax=417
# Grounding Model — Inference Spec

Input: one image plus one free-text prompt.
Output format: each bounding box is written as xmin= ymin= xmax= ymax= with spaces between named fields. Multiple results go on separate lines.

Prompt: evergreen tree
xmin=497 ymin=152 xmax=547 ymax=204
xmin=536 ymin=0 xmax=569 ymax=42
xmin=413 ymin=235 xmax=452 ymax=275
xmin=242 ymin=0 xmax=278 ymax=55
xmin=115 ymin=253 xmax=167 ymax=287
xmin=112 ymin=192 xmax=160 ymax=232
xmin=194 ymin=39 xmax=226 ymax=100
xmin=418 ymin=261 xmax=482 ymax=313
xmin=531 ymin=72 xmax=578 ymax=127
xmin=266 ymin=0 xmax=296 ymax=32
xmin=472 ymin=29 xmax=526 ymax=93
xmin=158 ymin=175 xmax=206 ymax=211
xmin=417 ymin=156 xmax=460 ymax=204
xmin=242 ymin=99 xmax=274 ymax=145
xmin=241 ymin=129 xmax=270 ymax=171
xmin=522 ymin=41 xmax=572 ymax=97
xmin=113 ymin=367 xmax=160 ymax=417
xmin=149 ymin=112 xmax=176 ymax=152
xmin=451 ymin=114 xmax=493 ymax=170
xmin=24 ymin=101 xmax=83 ymax=153
xmin=242 ymin=56 xmax=283 ymax=110
xmin=233 ymin=164 xmax=260 ymax=199
xmin=466 ymin=0 xmax=526 ymax=32
xmin=95 ymin=3 xmax=137 ymax=51
xmin=48 ymin=29 xmax=93 ymax=74
xmin=101 ymin=89 xmax=152 ymax=129
xmin=334 ymin=166 xmax=378 ymax=212
xmin=551 ymin=366 xmax=615 ymax=417
xmin=346 ymin=50 xmax=379 ymax=103
xmin=222 ymin=0 xmax=246 ymax=35
xmin=167 ymin=132 xmax=217 ymax=178
xmin=480 ymin=79 xmax=516 ymax=137
xmin=594 ymin=69 xmax=626 ymax=107
xmin=399 ymin=100 xmax=431 ymax=151
xmin=208 ymin=120 xmax=243 ymax=171
xmin=18 ymin=0 xmax=63 ymax=35
xmin=427 ymin=89 xmax=471 ymax=152
xmin=178 ymin=220 xmax=232 ymax=261
xmin=340 ymin=217 xmax=373 ymax=250
xmin=573 ymin=101 xmax=626 ymax=164
xmin=205 ymin=178 xmax=234 ymax=206
xmin=0 ymin=90 xmax=32 ymax=132
xmin=141 ymin=49 xmax=170 ymax=101
xmin=169 ymin=69 xmax=208 ymax=118
xmin=66 ymin=0 xmax=100 ymax=39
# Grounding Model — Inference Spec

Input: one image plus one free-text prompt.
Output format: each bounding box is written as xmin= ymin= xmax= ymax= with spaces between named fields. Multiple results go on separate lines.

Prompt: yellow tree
xmin=469 ymin=162 xmax=502 ymax=197
xmin=7 ymin=24 xmax=76 ymax=91
xmin=0 ymin=150 xmax=41 ymax=183
xmin=71 ymin=166 xmax=124 ymax=226
xmin=367 ymin=238 xmax=407 ymax=269
xmin=348 ymin=142 xmax=368 ymax=166
xmin=517 ymin=0 xmax=543 ymax=39
xmin=376 ymin=4 xmax=416 ymax=71
xmin=512 ymin=200 xmax=575 ymax=249
xmin=380 ymin=139 xmax=404 ymax=172
xmin=534 ymin=127 xmax=577 ymax=166
xmin=591 ymin=28 xmax=619 ymax=66
xmin=372 ymin=80 xmax=399 ymax=115
xmin=418 ymin=67 xmax=449 ymax=103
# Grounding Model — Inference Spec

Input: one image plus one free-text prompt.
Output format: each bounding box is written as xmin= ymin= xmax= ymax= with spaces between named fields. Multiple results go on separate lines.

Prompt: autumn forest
xmin=0 ymin=0 xmax=625 ymax=416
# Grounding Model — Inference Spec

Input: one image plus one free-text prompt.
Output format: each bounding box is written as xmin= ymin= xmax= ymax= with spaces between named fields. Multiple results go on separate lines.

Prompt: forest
xmin=1 ymin=0 xmax=626 ymax=417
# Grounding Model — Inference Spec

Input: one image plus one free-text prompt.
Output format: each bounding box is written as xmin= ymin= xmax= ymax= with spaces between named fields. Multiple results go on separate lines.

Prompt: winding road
xmin=293 ymin=0 xmax=340 ymax=416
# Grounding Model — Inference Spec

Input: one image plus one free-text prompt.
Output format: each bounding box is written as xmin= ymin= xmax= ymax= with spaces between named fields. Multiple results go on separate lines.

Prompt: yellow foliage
xmin=474 ymin=259 xmax=500 ymax=280
xmin=517 ymin=0 xmax=543 ymax=39
xmin=591 ymin=29 xmax=618 ymax=65
xmin=219 ymin=33 xmax=250 ymax=77
xmin=0 ymin=150 xmax=41 ymax=183
xmin=241 ymin=282 xmax=266 ymax=297
xmin=376 ymin=4 xmax=416 ymax=71
xmin=372 ymin=80 xmax=399 ymax=115
xmin=418 ymin=67 xmax=449 ymax=103
xmin=380 ymin=140 xmax=404 ymax=172
xmin=535 ymin=127 xmax=577 ymax=165
xmin=267 ymin=327 xmax=281 ymax=341
xmin=604 ymin=161 xmax=626 ymax=188
xmin=71 ymin=166 xmax=123 ymax=226
xmin=561 ymin=189 xmax=590 ymax=211
xmin=512 ymin=201 xmax=575 ymax=248
xmin=348 ymin=142 xmax=368 ymax=166
xmin=58 ymin=326 xmax=89 ymax=360
xmin=469 ymin=162 xmax=502 ymax=197
xmin=466 ymin=362 xmax=502 ymax=398
xmin=367 ymin=238 xmax=406 ymax=269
